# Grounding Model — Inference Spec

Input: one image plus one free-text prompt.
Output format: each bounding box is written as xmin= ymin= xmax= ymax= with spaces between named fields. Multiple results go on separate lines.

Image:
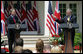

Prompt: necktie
xmin=67 ymin=17 xmax=70 ymax=22
xmin=13 ymin=17 xmax=16 ymax=24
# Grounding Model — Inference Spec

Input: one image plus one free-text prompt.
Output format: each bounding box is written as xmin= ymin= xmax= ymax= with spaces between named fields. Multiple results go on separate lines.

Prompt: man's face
xmin=11 ymin=10 xmax=16 ymax=16
xmin=66 ymin=10 xmax=71 ymax=16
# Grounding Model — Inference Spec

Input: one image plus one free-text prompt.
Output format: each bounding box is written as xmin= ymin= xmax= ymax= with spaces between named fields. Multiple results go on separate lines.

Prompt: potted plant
xmin=49 ymin=35 xmax=62 ymax=46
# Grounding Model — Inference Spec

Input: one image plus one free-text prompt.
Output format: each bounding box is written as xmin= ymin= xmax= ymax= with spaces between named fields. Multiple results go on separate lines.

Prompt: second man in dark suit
xmin=7 ymin=8 xmax=20 ymax=53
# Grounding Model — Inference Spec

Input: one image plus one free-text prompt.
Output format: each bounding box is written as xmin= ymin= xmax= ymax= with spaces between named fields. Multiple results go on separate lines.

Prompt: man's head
xmin=14 ymin=46 xmax=23 ymax=53
xmin=66 ymin=8 xmax=72 ymax=16
xmin=51 ymin=46 xmax=62 ymax=53
xmin=36 ymin=38 xmax=44 ymax=53
xmin=43 ymin=44 xmax=51 ymax=53
xmin=10 ymin=8 xmax=16 ymax=16
xmin=15 ymin=38 xmax=23 ymax=47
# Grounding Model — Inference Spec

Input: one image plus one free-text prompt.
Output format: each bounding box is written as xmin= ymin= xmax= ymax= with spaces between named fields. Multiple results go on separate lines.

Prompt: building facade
xmin=2 ymin=1 xmax=82 ymax=49
xmin=4 ymin=1 xmax=82 ymax=36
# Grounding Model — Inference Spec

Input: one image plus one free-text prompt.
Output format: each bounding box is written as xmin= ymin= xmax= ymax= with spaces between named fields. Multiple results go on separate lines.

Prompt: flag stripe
xmin=47 ymin=19 xmax=55 ymax=34
xmin=27 ymin=15 xmax=34 ymax=28
xmin=46 ymin=23 xmax=53 ymax=36
xmin=27 ymin=14 xmax=34 ymax=26
xmin=47 ymin=18 xmax=55 ymax=32
xmin=16 ymin=9 xmax=21 ymax=18
xmin=27 ymin=11 xmax=33 ymax=20
xmin=47 ymin=21 xmax=55 ymax=35
xmin=47 ymin=14 xmax=55 ymax=27
xmin=4 ymin=10 xmax=9 ymax=18
xmin=27 ymin=20 xmax=34 ymax=30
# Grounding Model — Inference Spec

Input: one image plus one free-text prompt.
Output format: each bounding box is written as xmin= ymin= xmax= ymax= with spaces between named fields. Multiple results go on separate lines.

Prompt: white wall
xmin=77 ymin=1 xmax=82 ymax=33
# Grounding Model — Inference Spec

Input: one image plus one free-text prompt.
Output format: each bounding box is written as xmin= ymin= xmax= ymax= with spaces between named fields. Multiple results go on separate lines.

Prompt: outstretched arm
xmin=53 ymin=15 xmax=64 ymax=24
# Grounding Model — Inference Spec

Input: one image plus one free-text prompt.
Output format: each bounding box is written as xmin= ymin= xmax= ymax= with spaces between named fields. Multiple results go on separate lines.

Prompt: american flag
xmin=4 ymin=1 xmax=40 ymax=32
xmin=4 ymin=1 xmax=9 ymax=19
xmin=46 ymin=1 xmax=61 ymax=37
xmin=46 ymin=1 xmax=55 ymax=37
xmin=8 ymin=1 xmax=14 ymax=10
xmin=33 ymin=1 xmax=40 ymax=32
xmin=26 ymin=1 xmax=34 ymax=31
xmin=4 ymin=1 xmax=9 ymax=33
xmin=15 ymin=1 xmax=21 ymax=23
xmin=1 ymin=1 xmax=5 ymax=36
xmin=21 ymin=1 xmax=27 ymax=22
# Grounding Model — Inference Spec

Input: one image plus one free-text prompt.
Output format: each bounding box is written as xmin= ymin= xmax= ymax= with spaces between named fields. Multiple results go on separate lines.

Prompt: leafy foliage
xmin=49 ymin=32 xmax=64 ymax=44
xmin=49 ymin=31 xmax=82 ymax=46
xmin=74 ymin=33 xmax=82 ymax=46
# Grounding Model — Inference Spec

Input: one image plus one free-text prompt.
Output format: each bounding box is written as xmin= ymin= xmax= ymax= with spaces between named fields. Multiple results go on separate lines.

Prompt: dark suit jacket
xmin=7 ymin=15 xmax=20 ymax=24
xmin=7 ymin=15 xmax=21 ymax=39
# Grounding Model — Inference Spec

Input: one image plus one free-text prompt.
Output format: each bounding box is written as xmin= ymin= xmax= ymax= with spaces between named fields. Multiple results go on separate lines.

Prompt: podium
xmin=8 ymin=24 xmax=27 ymax=39
xmin=59 ymin=23 xmax=79 ymax=53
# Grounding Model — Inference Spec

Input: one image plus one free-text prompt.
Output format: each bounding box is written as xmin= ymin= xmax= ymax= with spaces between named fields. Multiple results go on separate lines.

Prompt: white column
xmin=77 ymin=1 xmax=82 ymax=33
xmin=44 ymin=1 xmax=50 ymax=37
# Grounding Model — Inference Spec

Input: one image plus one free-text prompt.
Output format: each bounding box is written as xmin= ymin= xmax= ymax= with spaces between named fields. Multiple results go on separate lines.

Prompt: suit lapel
xmin=66 ymin=16 xmax=68 ymax=22
xmin=11 ymin=16 xmax=16 ymax=23
xmin=70 ymin=15 xmax=73 ymax=20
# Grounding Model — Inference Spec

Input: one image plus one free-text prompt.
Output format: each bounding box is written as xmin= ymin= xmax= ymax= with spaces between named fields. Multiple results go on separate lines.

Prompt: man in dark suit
xmin=54 ymin=8 xmax=77 ymax=48
xmin=7 ymin=8 xmax=20 ymax=53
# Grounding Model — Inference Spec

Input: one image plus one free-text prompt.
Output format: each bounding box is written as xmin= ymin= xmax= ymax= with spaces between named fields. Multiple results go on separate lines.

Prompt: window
xmin=59 ymin=4 xmax=66 ymax=18
xmin=69 ymin=4 xmax=77 ymax=17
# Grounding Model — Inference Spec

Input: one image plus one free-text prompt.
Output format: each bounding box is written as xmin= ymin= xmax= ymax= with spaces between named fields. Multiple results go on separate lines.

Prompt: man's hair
xmin=15 ymin=38 xmax=23 ymax=47
xmin=14 ymin=46 xmax=23 ymax=53
xmin=22 ymin=49 xmax=32 ymax=53
xmin=9 ymin=8 xmax=15 ymax=14
xmin=66 ymin=8 xmax=72 ymax=13
xmin=51 ymin=46 xmax=62 ymax=53
xmin=36 ymin=38 xmax=44 ymax=53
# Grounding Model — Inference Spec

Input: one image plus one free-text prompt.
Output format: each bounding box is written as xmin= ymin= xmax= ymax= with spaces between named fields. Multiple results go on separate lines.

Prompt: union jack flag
xmin=1 ymin=1 xmax=5 ymax=36
xmin=54 ymin=1 xmax=61 ymax=37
